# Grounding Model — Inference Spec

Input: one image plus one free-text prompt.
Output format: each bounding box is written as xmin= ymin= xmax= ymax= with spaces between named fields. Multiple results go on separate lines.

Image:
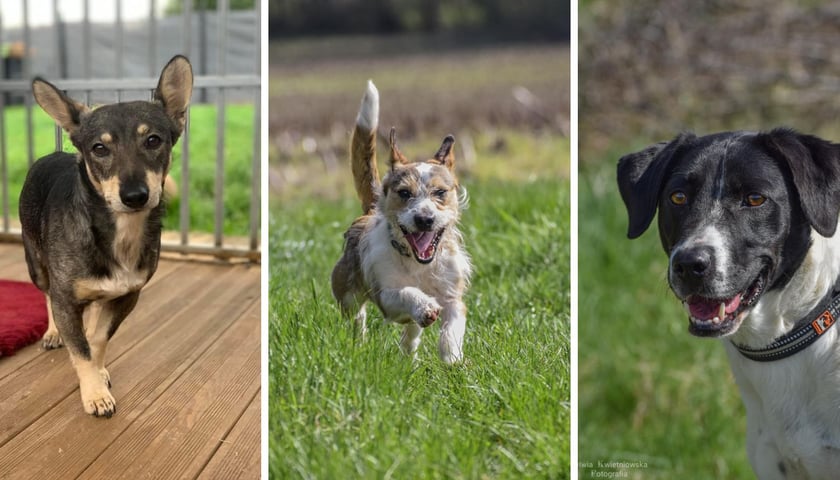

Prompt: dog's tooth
xmin=719 ymin=302 xmax=726 ymax=321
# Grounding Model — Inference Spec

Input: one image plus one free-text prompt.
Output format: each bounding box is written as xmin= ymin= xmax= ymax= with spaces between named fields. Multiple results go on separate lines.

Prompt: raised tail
xmin=351 ymin=80 xmax=380 ymax=214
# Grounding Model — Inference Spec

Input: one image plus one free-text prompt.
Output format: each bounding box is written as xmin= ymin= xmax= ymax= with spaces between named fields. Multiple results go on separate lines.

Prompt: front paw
xmin=42 ymin=329 xmax=63 ymax=349
xmin=413 ymin=298 xmax=441 ymax=328
xmin=80 ymin=383 xmax=116 ymax=418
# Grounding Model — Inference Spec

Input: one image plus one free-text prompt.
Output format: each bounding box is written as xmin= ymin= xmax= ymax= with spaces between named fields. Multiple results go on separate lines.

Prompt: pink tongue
xmin=406 ymin=231 xmax=435 ymax=258
xmin=688 ymin=295 xmax=741 ymax=320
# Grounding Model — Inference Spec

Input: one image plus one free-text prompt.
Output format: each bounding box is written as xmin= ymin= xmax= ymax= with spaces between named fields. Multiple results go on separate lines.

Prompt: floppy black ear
xmin=617 ymin=133 xmax=694 ymax=239
xmin=756 ymin=128 xmax=840 ymax=237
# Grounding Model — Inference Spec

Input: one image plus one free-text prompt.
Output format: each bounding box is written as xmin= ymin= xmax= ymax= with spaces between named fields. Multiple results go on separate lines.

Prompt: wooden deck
xmin=0 ymin=242 xmax=261 ymax=479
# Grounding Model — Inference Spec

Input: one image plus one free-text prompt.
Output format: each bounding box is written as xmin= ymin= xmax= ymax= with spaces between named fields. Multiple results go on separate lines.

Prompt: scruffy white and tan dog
xmin=331 ymin=81 xmax=471 ymax=364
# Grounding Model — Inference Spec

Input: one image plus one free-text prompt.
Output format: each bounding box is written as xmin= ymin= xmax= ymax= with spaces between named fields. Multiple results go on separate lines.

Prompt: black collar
xmin=732 ymin=282 xmax=840 ymax=362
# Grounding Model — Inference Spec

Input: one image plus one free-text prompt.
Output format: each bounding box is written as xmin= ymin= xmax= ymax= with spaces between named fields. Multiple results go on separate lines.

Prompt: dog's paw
xmin=80 ymin=384 xmax=116 ymax=418
xmin=414 ymin=299 xmax=441 ymax=328
xmin=41 ymin=329 xmax=63 ymax=349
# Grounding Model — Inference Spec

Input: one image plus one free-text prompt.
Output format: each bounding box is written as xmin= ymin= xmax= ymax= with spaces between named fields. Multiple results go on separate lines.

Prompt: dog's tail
xmin=351 ymin=80 xmax=380 ymax=214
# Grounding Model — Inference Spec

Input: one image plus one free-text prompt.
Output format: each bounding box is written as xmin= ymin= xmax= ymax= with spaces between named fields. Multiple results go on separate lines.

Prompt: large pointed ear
xmin=31 ymin=78 xmax=90 ymax=134
xmin=153 ymin=55 xmax=193 ymax=136
xmin=756 ymin=128 xmax=840 ymax=237
xmin=389 ymin=127 xmax=409 ymax=169
xmin=430 ymin=134 xmax=455 ymax=171
xmin=617 ymin=132 xmax=694 ymax=239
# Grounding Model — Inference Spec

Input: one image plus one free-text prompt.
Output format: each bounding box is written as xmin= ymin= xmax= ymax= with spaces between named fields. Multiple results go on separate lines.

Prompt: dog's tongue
xmin=687 ymin=295 xmax=741 ymax=320
xmin=406 ymin=231 xmax=435 ymax=260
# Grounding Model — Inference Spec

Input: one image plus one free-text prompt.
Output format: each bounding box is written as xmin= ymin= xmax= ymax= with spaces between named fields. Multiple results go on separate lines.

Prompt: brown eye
xmin=145 ymin=135 xmax=162 ymax=149
xmin=670 ymin=191 xmax=687 ymax=205
xmin=433 ymin=189 xmax=447 ymax=199
xmin=745 ymin=193 xmax=766 ymax=207
xmin=398 ymin=189 xmax=412 ymax=200
xmin=92 ymin=143 xmax=109 ymax=157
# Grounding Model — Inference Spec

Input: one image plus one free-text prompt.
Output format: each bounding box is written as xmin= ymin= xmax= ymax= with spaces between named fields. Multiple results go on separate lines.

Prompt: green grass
xmin=578 ymin=157 xmax=752 ymax=478
xmin=269 ymin=173 xmax=570 ymax=479
xmin=1 ymin=104 xmax=255 ymax=235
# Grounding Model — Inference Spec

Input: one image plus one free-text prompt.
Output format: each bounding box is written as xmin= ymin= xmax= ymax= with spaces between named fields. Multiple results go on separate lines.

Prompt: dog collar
xmin=390 ymin=239 xmax=411 ymax=258
xmin=732 ymin=285 xmax=840 ymax=362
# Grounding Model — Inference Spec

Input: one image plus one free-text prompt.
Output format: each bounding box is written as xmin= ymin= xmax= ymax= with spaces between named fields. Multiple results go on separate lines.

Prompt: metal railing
xmin=0 ymin=0 xmax=261 ymax=261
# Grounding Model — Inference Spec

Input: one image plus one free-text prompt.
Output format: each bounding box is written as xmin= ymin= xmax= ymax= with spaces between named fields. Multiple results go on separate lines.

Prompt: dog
xmin=618 ymin=128 xmax=840 ymax=479
xmin=19 ymin=55 xmax=193 ymax=417
xmin=331 ymin=81 xmax=471 ymax=364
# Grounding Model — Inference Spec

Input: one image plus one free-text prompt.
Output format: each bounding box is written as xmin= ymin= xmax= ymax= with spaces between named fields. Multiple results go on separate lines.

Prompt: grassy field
xmin=269 ymin=171 xmax=570 ymax=479
xmin=578 ymin=157 xmax=752 ymax=478
xmin=1 ymin=104 xmax=255 ymax=235
xmin=268 ymin=37 xmax=570 ymax=479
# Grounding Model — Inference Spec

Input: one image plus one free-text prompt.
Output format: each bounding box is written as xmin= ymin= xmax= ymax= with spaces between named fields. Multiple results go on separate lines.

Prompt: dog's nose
xmin=120 ymin=184 xmax=150 ymax=209
xmin=414 ymin=214 xmax=434 ymax=231
xmin=672 ymin=247 xmax=713 ymax=281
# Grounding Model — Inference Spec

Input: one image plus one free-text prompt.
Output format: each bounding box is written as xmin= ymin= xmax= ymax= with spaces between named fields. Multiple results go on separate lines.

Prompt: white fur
xmin=356 ymin=80 xmax=379 ymax=132
xmin=724 ymin=228 xmax=840 ymax=478
xmin=359 ymin=212 xmax=471 ymax=364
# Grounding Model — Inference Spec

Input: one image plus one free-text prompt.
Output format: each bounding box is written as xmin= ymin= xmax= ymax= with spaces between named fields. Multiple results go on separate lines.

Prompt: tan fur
xmin=137 ymin=123 xmax=149 ymax=135
xmin=73 ymin=269 xmax=148 ymax=301
xmin=154 ymin=57 xmax=193 ymax=133
xmin=100 ymin=132 xmax=112 ymax=144
xmin=351 ymin=124 xmax=380 ymax=214
xmin=31 ymin=80 xmax=90 ymax=134
xmin=113 ymin=210 xmax=151 ymax=269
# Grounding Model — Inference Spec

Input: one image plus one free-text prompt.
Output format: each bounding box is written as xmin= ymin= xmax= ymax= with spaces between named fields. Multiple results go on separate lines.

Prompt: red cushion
xmin=0 ymin=280 xmax=47 ymax=356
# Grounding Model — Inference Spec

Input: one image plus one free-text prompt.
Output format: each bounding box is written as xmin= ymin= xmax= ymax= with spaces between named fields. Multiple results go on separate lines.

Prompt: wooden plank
xmin=0 ymin=262 xmax=259 ymax=479
xmin=0 ymin=261 xmax=216 ymax=444
xmin=199 ymin=390 xmax=261 ymax=480
xmin=79 ymin=300 xmax=260 ymax=479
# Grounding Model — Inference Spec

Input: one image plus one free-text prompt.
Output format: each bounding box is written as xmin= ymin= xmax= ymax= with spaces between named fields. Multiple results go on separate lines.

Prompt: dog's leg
xmin=399 ymin=322 xmax=423 ymax=358
xmin=50 ymin=295 xmax=115 ymax=417
xmin=41 ymin=293 xmax=64 ymax=349
xmin=88 ymin=292 xmax=140 ymax=394
xmin=377 ymin=287 xmax=441 ymax=328
xmin=438 ymin=300 xmax=467 ymax=364
xmin=84 ymin=301 xmax=111 ymax=388
xmin=354 ymin=304 xmax=368 ymax=340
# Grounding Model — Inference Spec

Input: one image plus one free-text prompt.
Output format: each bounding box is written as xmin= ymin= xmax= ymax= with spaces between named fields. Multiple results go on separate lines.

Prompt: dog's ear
xmin=756 ymin=128 xmax=840 ymax=237
xmin=31 ymin=78 xmax=90 ymax=134
xmin=617 ymin=132 xmax=694 ymax=239
xmin=389 ymin=127 xmax=409 ymax=169
xmin=429 ymin=135 xmax=456 ymax=171
xmin=154 ymin=55 xmax=194 ymax=137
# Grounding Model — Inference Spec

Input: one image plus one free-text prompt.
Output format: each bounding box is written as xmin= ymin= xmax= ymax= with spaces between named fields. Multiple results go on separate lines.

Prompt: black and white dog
xmin=618 ymin=128 xmax=840 ymax=479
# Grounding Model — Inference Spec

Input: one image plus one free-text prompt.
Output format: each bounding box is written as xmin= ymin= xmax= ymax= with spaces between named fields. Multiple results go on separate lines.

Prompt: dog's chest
xmin=726 ymin=338 xmax=840 ymax=477
xmin=74 ymin=212 xmax=152 ymax=302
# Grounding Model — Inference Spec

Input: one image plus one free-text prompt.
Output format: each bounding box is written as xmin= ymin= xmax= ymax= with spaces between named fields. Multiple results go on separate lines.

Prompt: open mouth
xmin=683 ymin=269 xmax=768 ymax=337
xmin=400 ymin=226 xmax=444 ymax=264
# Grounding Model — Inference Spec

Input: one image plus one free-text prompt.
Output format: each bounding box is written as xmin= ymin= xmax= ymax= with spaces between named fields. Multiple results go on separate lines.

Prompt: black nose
xmin=120 ymin=184 xmax=150 ymax=209
xmin=414 ymin=214 xmax=434 ymax=231
xmin=671 ymin=247 xmax=714 ymax=282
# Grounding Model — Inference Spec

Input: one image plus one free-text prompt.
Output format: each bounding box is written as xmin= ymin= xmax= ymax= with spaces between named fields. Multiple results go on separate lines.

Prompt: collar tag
xmin=813 ymin=311 xmax=835 ymax=335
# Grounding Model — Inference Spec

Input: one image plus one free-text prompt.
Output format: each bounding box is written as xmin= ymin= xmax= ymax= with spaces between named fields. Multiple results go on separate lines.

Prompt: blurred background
xmin=268 ymin=0 xmax=570 ymax=201
xmin=579 ymin=0 xmax=840 ymax=477
xmin=268 ymin=1 xmax=572 ymax=478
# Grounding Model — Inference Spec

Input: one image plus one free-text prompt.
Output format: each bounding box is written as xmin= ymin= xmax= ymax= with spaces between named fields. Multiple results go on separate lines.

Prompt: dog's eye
xmin=670 ymin=191 xmax=687 ymax=205
xmin=92 ymin=144 xmax=110 ymax=157
xmin=745 ymin=193 xmax=766 ymax=207
xmin=398 ymin=189 xmax=412 ymax=200
xmin=145 ymin=135 xmax=162 ymax=149
xmin=433 ymin=189 xmax=448 ymax=199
